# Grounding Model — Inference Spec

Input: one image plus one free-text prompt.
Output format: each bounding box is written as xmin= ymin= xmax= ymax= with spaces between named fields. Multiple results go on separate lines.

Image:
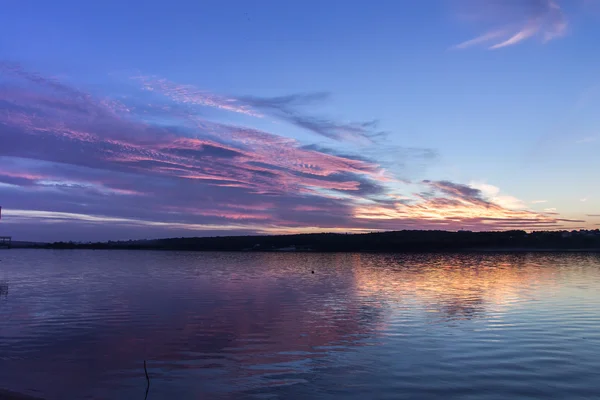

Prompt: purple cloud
xmin=238 ymin=93 xmax=384 ymax=142
xmin=0 ymin=62 xmax=586 ymax=241
xmin=136 ymin=75 xmax=384 ymax=142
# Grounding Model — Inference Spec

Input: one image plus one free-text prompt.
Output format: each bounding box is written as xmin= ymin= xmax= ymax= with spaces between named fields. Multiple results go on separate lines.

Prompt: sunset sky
xmin=1 ymin=0 xmax=599 ymax=241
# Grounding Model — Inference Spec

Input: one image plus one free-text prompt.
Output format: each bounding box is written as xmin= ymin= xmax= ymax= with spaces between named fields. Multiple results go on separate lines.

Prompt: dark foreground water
xmin=1 ymin=251 xmax=600 ymax=399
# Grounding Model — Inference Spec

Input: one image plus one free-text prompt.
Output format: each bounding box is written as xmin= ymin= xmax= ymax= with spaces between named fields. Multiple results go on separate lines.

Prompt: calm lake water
xmin=1 ymin=251 xmax=600 ymax=399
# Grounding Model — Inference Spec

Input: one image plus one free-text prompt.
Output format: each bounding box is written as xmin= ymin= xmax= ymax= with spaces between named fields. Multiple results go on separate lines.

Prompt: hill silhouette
xmin=43 ymin=229 xmax=600 ymax=252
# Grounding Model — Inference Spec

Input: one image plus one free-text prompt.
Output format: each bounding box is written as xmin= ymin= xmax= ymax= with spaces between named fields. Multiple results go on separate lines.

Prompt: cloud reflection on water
xmin=0 ymin=251 xmax=597 ymax=399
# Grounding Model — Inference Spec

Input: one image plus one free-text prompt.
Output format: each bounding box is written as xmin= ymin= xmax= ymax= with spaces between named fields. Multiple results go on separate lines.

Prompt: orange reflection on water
xmin=351 ymin=254 xmax=562 ymax=321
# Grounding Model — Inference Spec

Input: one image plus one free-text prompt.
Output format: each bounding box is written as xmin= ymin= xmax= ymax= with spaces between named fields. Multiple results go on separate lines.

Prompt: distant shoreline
xmin=7 ymin=230 xmax=600 ymax=253
xmin=9 ymin=246 xmax=600 ymax=254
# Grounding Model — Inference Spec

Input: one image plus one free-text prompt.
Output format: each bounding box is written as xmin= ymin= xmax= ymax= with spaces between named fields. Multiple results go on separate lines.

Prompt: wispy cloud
xmin=239 ymin=93 xmax=383 ymax=143
xmin=354 ymin=180 xmax=581 ymax=230
xmin=469 ymin=182 xmax=527 ymax=210
xmin=135 ymin=76 xmax=383 ymax=142
xmin=4 ymin=209 xmax=268 ymax=233
xmin=0 ymin=62 xmax=585 ymax=240
xmin=134 ymin=75 xmax=261 ymax=117
xmin=2 ymin=64 xmax=388 ymax=199
xmin=0 ymin=63 xmax=410 ymax=239
xmin=454 ymin=0 xmax=568 ymax=50
xmin=531 ymin=200 xmax=548 ymax=204
xmin=453 ymin=29 xmax=509 ymax=49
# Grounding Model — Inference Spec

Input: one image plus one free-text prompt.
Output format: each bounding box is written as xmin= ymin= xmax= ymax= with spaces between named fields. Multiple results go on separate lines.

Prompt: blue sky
xmin=0 ymin=0 xmax=598 ymax=241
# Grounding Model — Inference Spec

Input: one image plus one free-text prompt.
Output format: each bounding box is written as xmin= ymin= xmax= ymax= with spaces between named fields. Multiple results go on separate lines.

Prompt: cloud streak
xmin=239 ymin=93 xmax=383 ymax=143
xmin=353 ymin=180 xmax=580 ymax=231
xmin=135 ymin=75 xmax=261 ymax=117
xmin=136 ymin=76 xmax=383 ymax=142
xmin=455 ymin=0 xmax=568 ymax=50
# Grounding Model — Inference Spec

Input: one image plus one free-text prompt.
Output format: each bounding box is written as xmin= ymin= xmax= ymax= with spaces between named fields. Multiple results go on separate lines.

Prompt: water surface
xmin=1 ymin=250 xmax=600 ymax=399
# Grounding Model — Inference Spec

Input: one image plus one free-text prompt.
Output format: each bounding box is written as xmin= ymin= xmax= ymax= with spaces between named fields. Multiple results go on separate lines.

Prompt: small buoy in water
xmin=311 ymin=270 xmax=314 ymax=274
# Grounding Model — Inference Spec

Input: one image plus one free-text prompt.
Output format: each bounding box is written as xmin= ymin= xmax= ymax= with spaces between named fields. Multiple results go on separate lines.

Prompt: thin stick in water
xmin=144 ymin=360 xmax=150 ymax=400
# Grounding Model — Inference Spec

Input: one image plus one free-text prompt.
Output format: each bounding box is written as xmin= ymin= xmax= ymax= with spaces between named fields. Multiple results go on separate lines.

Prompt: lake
xmin=1 ymin=250 xmax=600 ymax=399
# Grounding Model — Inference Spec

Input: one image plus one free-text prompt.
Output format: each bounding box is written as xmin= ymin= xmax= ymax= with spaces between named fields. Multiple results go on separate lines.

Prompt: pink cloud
xmin=1 ymin=69 xmax=384 ymax=197
xmin=134 ymin=75 xmax=261 ymax=117
xmin=292 ymin=205 xmax=330 ymax=212
xmin=1 ymin=63 xmax=588 ymax=239
xmin=352 ymin=180 xmax=580 ymax=231
xmin=454 ymin=0 xmax=568 ymax=50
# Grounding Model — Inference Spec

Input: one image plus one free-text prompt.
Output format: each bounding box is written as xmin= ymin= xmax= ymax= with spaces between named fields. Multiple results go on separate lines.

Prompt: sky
xmin=0 ymin=0 xmax=599 ymax=242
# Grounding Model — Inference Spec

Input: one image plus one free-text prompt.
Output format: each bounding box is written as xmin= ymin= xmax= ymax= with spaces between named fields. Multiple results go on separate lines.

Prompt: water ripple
xmin=1 ymin=251 xmax=600 ymax=399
